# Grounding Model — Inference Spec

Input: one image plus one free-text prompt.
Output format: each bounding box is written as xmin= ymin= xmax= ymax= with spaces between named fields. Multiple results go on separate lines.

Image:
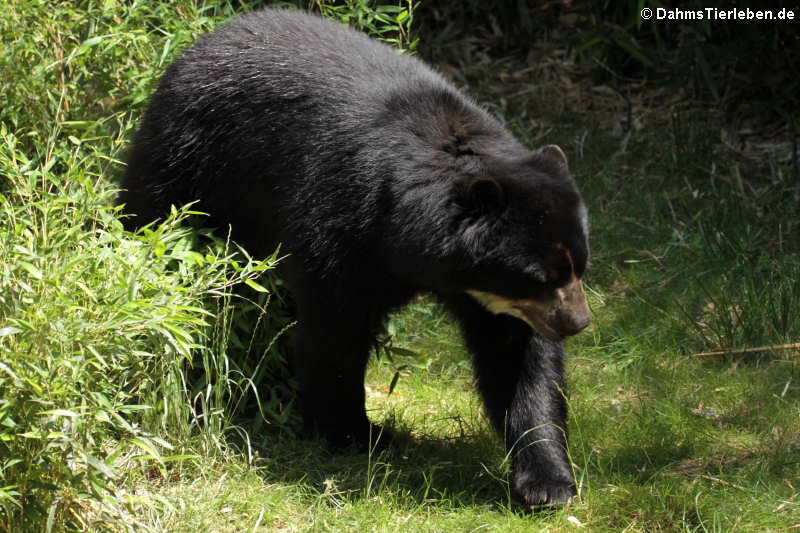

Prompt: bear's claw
xmin=514 ymin=476 xmax=577 ymax=509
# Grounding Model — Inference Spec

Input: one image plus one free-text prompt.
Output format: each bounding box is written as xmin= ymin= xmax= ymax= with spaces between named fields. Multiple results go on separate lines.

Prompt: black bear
xmin=118 ymin=8 xmax=591 ymax=507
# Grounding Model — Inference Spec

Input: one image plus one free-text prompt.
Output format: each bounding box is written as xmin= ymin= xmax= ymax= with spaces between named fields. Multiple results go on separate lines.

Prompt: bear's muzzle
xmin=467 ymin=277 xmax=591 ymax=341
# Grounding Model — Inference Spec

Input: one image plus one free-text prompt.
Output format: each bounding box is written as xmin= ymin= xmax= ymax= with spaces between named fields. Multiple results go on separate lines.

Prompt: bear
xmin=118 ymin=8 xmax=591 ymax=507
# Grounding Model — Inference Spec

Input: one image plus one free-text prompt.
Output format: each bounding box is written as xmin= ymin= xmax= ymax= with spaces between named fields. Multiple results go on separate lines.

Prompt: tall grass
xmin=0 ymin=1 xmax=296 ymax=531
xmin=0 ymin=123 xmax=289 ymax=531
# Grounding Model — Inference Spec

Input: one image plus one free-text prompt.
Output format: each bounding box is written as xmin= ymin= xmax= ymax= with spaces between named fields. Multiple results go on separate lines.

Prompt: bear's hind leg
xmin=291 ymin=290 xmax=385 ymax=450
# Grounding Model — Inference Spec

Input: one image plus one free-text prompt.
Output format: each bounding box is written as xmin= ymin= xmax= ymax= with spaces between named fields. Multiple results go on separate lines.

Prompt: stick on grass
xmin=692 ymin=342 xmax=800 ymax=358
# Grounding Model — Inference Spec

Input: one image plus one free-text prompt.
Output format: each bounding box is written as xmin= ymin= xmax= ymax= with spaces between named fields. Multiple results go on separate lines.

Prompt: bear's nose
xmin=553 ymin=306 xmax=591 ymax=337
xmin=551 ymin=277 xmax=591 ymax=337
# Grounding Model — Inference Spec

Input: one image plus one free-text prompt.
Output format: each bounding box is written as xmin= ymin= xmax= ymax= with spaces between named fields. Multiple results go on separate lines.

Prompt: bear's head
xmin=454 ymin=144 xmax=590 ymax=340
xmin=381 ymin=96 xmax=590 ymax=340
xmin=382 ymin=140 xmax=587 ymax=341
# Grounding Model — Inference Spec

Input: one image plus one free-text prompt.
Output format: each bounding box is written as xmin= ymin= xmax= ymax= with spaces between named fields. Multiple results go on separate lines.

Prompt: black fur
xmin=119 ymin=8 xmax=589 ymax=507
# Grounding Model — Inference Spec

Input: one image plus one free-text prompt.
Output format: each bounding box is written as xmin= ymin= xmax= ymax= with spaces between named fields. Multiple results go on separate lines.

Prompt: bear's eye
xmin=546 ymin=266 xmax=572 ymax=286
xmin=546 ymin=243 xmax=578 ymax=285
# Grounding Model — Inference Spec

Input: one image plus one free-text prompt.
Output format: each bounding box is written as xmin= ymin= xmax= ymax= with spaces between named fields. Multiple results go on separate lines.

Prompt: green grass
xmin=2 ymin=0 xmax=799 ymax=532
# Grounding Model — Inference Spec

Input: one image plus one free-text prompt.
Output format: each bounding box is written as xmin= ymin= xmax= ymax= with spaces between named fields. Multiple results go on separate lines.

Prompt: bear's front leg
xmin=452 ymin=297 xmax=576 ymax=508
xmin=505 ymin=335 xmax=576 ymax=507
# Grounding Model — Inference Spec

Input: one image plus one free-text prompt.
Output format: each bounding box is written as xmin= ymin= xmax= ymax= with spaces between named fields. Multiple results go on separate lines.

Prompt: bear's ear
xmin=540 ymin=144 xmax=569 ymax=169
xmin=466 ymin=176 xmax=506 ymax=212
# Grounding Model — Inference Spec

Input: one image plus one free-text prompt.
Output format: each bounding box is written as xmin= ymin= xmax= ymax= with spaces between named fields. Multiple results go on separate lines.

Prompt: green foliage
xmin=680 ymin=218 xmax=800 ymax=351
xmin=0 ymin=1 xmax=303 ymax=530
xmin=301 ymin=0 xmax=419 ymax=51
xmin=576 ymin=105 xmax=800 ymax=356
xmin=0 ymin=1 xmax=219 ymax=140
xmin=0 ymin=124 xmax=291 ymax=531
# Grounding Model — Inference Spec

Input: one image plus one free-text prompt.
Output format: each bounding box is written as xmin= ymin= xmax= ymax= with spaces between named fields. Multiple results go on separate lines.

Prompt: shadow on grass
xmin=247 ymin=426 xmax=513 ymax=509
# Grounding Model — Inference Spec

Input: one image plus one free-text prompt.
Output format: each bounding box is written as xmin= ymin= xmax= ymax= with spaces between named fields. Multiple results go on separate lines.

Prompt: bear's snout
xmin=467 ymin=280 xmax=590 ymax=341
xmin=551 ymin=277 xmax=591 ymax=337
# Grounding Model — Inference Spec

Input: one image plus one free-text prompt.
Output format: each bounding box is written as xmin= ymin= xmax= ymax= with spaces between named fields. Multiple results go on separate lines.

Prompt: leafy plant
xmin=303 ymin=0 xmax=419 ymax=51
xmin=0 ymin=1 xmax=299 ymax=530
xmin=0 ymin=122 xmax=293 ymax=530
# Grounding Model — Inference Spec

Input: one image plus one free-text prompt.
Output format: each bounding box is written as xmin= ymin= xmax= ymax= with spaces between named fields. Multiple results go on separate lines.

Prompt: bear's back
xmin=119 ymin=8 xmax=512 ymax=256
xmin=163 ymin=8 xmax=444 ymax=118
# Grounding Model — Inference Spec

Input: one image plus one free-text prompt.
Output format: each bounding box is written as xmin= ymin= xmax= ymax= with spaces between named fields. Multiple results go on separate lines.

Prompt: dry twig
xmin=692 ymin=342 xmax=800 ymax=358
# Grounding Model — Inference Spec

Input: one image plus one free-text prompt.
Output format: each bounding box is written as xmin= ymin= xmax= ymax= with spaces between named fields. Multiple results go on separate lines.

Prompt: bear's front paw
xmin=513 ymin=473 xmax=577 ymax=509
